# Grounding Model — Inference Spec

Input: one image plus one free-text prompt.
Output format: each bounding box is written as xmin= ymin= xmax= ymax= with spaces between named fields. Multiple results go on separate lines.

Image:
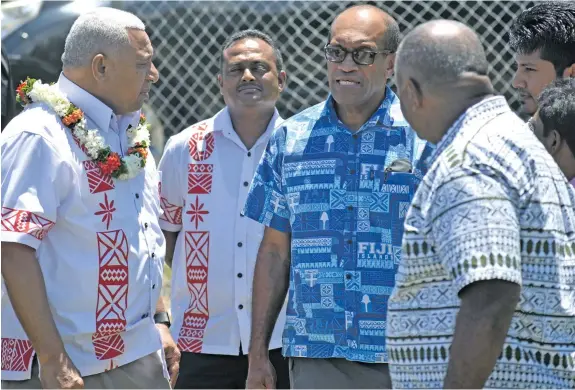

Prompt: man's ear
xmin=217 ymin=74 xmax=223 ymax=96
xmin=562 ymin=62 xmax=575 ymax=78
xmin=548 ymin=129 xmax=562 ymax=155
xmin=278 ymin=70 xmax=287 ymax=93
xmin=92 ymin=54 xmax=107 ymax=81
xmin=406 ymin=77 xmax=424 ymax=110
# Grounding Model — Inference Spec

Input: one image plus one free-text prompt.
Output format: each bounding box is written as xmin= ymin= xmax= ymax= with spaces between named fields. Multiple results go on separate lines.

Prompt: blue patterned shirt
xmin=243 ymin=87 xmax=433 ymax=363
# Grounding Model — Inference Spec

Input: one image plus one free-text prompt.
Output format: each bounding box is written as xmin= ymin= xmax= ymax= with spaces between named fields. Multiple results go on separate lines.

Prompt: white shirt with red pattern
xmin=1 ymin=74 xmax=167 ymax=380
xmin=158 ymin=107 xmax=287 ymax=356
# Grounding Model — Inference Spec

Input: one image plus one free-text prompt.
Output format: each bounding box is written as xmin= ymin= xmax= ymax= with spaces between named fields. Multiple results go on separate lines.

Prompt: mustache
xmin=516 ymin=89 xmax=534 ymax=99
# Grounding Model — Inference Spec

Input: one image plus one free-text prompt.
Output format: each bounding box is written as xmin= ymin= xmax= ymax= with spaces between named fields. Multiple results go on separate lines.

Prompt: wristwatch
xmin=154 ymin=311 xmax=171 ymax=328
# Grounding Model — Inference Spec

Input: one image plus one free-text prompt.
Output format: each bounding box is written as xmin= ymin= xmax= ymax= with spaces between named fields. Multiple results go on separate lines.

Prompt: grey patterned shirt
xmin=386 ymin=96 xmax=575 ymax=389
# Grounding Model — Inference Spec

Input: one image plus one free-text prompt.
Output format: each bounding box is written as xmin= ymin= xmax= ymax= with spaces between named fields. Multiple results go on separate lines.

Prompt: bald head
xmin=331 ymin=5 xmax=400 ymax=52
xmin=396 ymin=20 xmax=489 ymax=88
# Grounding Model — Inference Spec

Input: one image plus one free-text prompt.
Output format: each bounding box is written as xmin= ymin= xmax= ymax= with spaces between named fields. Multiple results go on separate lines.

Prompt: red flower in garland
xmin=127 ymin=144 xmax=148 ymax=161
xmin=98 ymin=153 xmax=122 ymax=175
xmin=16 ymin=81 xmax=30 ymax=105
xmin=62 ymin=109 xmax=84 ymax=126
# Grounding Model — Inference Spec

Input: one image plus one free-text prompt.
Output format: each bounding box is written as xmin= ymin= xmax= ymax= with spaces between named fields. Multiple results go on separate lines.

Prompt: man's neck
xmin=433 ymin=93 xmax=495 ymax=144
xmin=228 ymin=107 xmax=275 ymax=150
xmin=557 ymin=152 xmax=575 ymax=181
xmin=335 ymin=91 xmax=385 ymax=132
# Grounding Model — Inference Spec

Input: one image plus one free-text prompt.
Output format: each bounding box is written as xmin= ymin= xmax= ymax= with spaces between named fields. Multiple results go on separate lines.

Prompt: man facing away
xmin=157 ymin=29 xmax=290 ymax=389
xmin=387 ymin=19 xmax=575 ymax=389
xmin=510 ymin=1 xmax=575 ymax=186
xmin=243 ymin=5 xmax=433 ymax=389
xmin=1 ymin=7 xmax=179 ymax=390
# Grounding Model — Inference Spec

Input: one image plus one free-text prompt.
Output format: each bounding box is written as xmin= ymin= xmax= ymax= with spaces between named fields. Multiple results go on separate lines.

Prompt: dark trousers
xmin=175 ymin=348 xmax=289 ymax=389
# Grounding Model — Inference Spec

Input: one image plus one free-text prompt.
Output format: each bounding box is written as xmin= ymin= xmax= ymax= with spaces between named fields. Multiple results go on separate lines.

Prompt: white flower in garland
xmin=16 ymin=77 xmax=151 ymax=180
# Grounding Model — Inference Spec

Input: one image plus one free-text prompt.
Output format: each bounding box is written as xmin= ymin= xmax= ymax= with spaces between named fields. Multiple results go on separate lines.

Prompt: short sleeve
xmin=1 ymin=132 xmax=72 ymax=249
xmin=243 ymin=126 xmax=291 ymax=232
xmin=430 ymin=166 xmax=522 ymax=293
xmin=157 ymin=136 xmax=184 ymax=232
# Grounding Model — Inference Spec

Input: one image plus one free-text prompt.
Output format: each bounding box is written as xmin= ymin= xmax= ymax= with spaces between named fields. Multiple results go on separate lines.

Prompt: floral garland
xmin=16 ymin=77 xmax=150 ymax=180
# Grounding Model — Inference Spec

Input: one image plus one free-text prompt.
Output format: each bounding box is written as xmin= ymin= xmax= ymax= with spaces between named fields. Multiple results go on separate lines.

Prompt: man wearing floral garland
xmin=157 ymin=29 xmax=290 ymax=389
xmin=1 ymin=7 xmax=179 ymax=389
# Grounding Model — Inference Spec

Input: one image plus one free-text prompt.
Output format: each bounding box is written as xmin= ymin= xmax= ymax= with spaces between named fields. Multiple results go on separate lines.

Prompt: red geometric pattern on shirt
xmin=188 ymin=129 xmax=215 ymax=161
xmin=83 ymin=161 xmax=115 ymax=194
xmin=92 ymin=229 xmax=129 ymax=360
xmin=177 ymin=231 xmax=210 ymax=352
xmin=1 ymin=208 xmax=55 ymax=240
xmin=160 ymin=197 xmax=183 ymax=225
xmin=188 ymin=164 xmax=213 ymax=194
xmin=1 ymin=338 xmax=34 ymax=372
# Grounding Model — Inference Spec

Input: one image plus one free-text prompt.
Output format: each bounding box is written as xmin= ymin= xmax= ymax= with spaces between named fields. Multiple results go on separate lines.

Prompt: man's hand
xmin=156 ymin=323 xmax=181 ymax=387
xmin=246 ymin=355 xmax=276 ymax=389
xmin=39 ymin=352 xmax=84 ymax=389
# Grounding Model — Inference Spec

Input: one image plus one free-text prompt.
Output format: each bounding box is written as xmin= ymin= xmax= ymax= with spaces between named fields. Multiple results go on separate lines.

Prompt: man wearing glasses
xmin=244 ymin=5 xmax=433 ymax=389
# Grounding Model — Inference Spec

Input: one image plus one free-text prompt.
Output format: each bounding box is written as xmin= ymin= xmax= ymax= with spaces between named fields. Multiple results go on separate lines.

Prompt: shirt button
xmin=237 ymin=242 xmax=243 ymax=248
xmin=346 ymin=274 xmax=352 ymax=280
xmin=238 ymin=304 xmax=244 ymax=310
xmin=347 ymin=205 xmax=353 ymax=211
xmin=237 ymin=273 xmax=243 ymax=278
xmin=152 ymin=284 xmax=156 ymax=289
xmin=352 ymin=134 xmax=358 ymax=139
xmin=135 ymin=193 xmax=140 ymax=199
xmin=347 ymin=239 xmax=353 ymax=244
xmin=151 ymin=253 xmax=156 ymax=258
xmin=243 ymin=181 xmax=249 ymax=187
xmin=144 ymin=222 xmax=149 ymax=229
xmin=247 ymin=152 xmax=252 ymax=157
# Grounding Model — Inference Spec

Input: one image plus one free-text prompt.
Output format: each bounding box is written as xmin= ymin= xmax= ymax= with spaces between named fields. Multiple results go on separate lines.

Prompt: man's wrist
xmin=154 ymin=311 xmax=171 ymax=328
xmin=247 ymin=344 xmax=269 ymax=361
xmin=36 ymin=345 xmax=67 ymax=366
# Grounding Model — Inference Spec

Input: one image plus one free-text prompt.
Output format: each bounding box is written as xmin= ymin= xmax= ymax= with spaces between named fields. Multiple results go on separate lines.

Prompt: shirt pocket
xmin=370 ymin=171 xmax=418 ymax=239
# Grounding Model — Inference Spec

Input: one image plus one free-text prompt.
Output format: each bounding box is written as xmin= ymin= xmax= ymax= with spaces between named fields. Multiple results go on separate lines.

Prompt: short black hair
xmin=509 ymin=2 xmax=575 ymax=76
xmin=537 ymin=78 xmax=575 ymax=154
xmin=220 ymin=29 xmax=283 ymax=73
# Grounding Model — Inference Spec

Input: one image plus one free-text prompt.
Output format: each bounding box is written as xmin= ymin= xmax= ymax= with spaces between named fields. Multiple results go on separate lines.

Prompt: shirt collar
xmin=428 ymin=96 xmax=510 ymax=167
xmin=320 ymin=85 xmax=405 ymax=131
xmin=214 ymin=106 xmax=283 ymax=147
xmin=56 ymin=73 xmax=140 ymax=133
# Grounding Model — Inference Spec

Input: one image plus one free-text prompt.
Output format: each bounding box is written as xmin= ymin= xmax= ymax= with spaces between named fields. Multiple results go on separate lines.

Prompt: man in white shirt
xmin=158 ymin=29 xmax=289 ymax=389
xmin=1 ymin=8 xmax=179 ymax=389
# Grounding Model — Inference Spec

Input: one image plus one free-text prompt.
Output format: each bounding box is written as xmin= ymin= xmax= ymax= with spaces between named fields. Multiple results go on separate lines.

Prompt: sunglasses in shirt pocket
xmin=382 ymin=158 xmax=413 ymax=182
xmin=370 ymin=158 xmax=419 ymax=227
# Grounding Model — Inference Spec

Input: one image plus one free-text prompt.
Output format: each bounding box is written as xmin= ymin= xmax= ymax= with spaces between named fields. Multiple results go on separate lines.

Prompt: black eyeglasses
xmin=324 ymin=44 xmax=392 ymax=65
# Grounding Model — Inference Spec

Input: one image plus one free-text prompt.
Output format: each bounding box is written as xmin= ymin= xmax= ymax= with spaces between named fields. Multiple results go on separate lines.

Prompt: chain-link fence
xmin=124 ymin=0 xmax=539 ymax=141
